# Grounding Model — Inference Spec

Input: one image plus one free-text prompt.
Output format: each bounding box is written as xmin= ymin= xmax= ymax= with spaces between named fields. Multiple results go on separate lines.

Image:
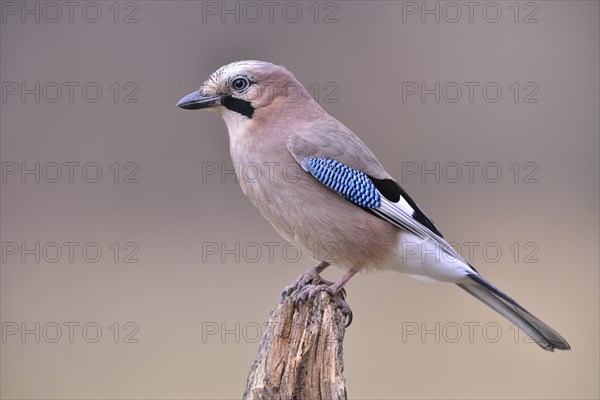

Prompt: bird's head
xmin=177 ymin=60 xmax=315 ymax=132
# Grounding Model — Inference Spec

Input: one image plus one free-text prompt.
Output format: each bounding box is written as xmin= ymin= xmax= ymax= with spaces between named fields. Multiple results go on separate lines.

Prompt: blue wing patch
xmin=305 ymin=158 xmax=381 ymax=208
xmin=303 ymin=157 xmax=451 ymax=252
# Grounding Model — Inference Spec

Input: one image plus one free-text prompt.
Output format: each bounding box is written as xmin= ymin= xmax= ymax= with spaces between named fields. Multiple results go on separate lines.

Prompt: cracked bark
xmin=243 ymin=291 xmax=347 ymax=400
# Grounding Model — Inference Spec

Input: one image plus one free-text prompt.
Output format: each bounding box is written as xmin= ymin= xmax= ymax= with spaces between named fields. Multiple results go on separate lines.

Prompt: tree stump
xmin=243 ymin=291 xmax=348 ymax=400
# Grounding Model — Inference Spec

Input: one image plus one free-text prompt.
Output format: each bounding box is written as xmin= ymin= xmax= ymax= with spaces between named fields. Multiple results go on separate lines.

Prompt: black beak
xmin=176 ymin=90 xmax=222 ymax=110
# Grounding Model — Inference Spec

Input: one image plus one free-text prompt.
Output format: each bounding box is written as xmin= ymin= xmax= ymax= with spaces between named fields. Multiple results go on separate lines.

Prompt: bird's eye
xmin=232 ymin=77 xmax=250 ymax=92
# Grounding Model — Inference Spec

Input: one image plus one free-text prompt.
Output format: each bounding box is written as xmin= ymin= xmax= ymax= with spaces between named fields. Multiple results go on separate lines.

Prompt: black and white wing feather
xmin=292 ymin=155 xmax=461 ymax=260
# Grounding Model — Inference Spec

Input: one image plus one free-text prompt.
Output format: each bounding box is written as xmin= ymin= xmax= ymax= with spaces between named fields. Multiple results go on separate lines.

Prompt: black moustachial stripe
xmin=222 ymin=96 xmax=254 ymax=118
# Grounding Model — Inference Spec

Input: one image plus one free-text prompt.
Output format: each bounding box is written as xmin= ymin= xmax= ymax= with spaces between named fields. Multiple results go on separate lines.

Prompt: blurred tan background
xmin=1 ymin=1 xmax=598 ymax=399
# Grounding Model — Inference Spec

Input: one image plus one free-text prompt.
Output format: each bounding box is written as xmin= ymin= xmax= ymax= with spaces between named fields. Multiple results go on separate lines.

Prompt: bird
xmin=177 ymin=60 xmax=570 ymax=351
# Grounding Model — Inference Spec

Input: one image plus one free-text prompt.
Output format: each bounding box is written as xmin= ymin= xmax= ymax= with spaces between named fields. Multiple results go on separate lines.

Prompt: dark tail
xmin=457 ymin=273 xmax=570 ymax=351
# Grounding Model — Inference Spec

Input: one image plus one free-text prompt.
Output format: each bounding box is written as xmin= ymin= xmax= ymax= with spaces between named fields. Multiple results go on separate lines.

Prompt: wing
xmin=288 ymin=125 xmax=444 ymax=239
xmin=292 ymin=155 xmax=461 ymax=262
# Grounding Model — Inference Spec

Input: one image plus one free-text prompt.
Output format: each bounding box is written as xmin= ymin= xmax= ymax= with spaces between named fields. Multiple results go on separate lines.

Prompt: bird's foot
xmin=294 ymin=283 xmax=353 ymax=327
xmin=281 ymin=263 xmax=355 ymax=327
xmin=280 ymin=262 xmax=332 ymax=303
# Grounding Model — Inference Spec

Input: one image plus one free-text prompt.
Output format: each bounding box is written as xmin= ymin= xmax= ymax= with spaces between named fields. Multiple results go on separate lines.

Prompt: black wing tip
xmin=367 ymin=175 xmax=444 ymax=238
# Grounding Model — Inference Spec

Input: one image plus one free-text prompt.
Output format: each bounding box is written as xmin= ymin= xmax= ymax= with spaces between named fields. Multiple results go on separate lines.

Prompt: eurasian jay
xmin=177 ymin=60 xmax=570 ymax=351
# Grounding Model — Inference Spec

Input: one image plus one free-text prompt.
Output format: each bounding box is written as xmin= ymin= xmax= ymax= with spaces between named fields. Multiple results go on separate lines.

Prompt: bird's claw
xmin=281 ymin=265 xmax=353 ymax=327
xmin=294 ymin=283 xmax=353 ymax=327
xmin=280 ymin=268 xmax=333 ymax=303
xmin=331 ymin=293 xmax=353 ymax=327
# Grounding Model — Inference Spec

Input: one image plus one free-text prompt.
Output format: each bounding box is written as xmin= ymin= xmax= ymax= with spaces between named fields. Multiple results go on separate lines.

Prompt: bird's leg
xmin=297 ymin=269 xmax=359 ymax=327
xmin=280 ymin=261 xmax=331 ymax=303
